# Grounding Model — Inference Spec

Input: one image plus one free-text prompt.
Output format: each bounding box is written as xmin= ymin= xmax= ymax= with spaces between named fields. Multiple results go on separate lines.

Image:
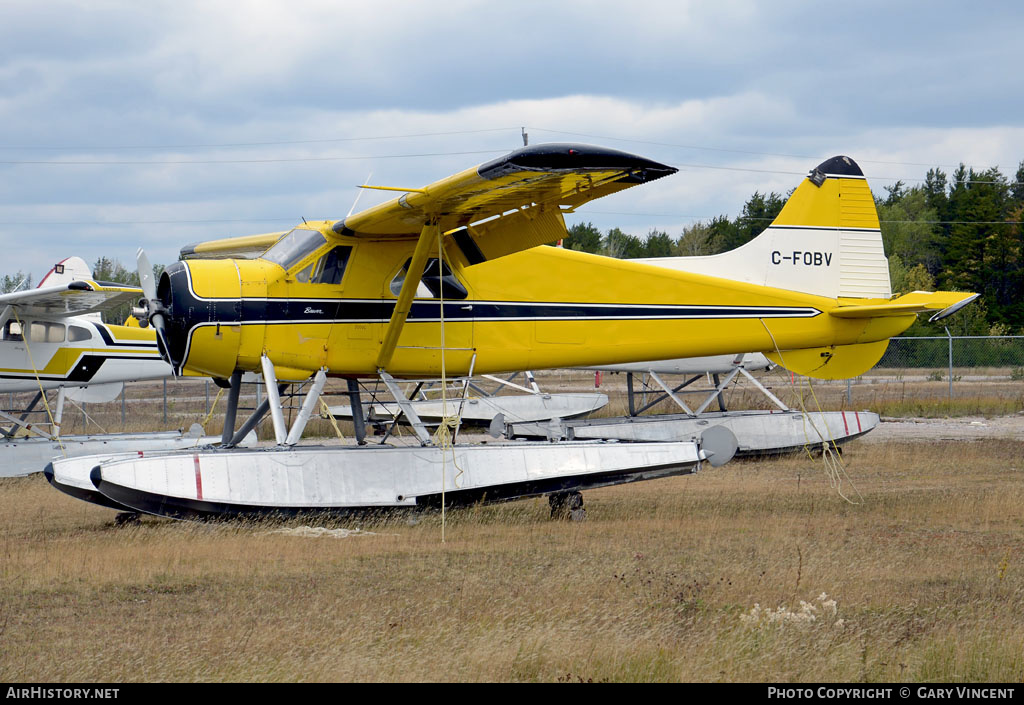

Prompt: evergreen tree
xmin=563 ymin=222 xmax=603 ymax=254
xmin=732 ymin=191 xmax=785 ymax=250
xmin=943 ymin=167 xmax=1019 ymax=326
xmin=642 ymin=229 xmax=673 ymax=258
xmin=1013 ymin=160 xmax=1024 ymax=204
xmin=704 ymin=215 xmax=740 ymax=254
xmin=883 ymin=180 xmax=907 ymax=206
xmin=877 ymin=187 xmax=943 ymax=274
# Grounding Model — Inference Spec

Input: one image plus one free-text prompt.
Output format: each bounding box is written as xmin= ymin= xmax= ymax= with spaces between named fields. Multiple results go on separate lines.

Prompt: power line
xmin=0 ymin=149 xmax=505 ymax=166
xmin=3 ymin=213 xmax=1021 ymax=227
xmin=528 ymin=126 xmax=1015 ymax=173
xmin=0 ymin=218 xmax=298 ymax=226
xmin=1 ymin=121 xmax=1018 ymax=180
xmin=568 ymin=210 xmax=1024 ymax=225
xmin=2 ymin=150 xmax=1016 ymax=187
xmin=0 ymin=127 xmax=521 ymax=152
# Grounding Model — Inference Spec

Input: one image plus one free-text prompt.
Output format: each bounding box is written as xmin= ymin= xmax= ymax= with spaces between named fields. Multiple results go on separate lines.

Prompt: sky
xmin=2 ymin=0 xmax=1023 ymax=281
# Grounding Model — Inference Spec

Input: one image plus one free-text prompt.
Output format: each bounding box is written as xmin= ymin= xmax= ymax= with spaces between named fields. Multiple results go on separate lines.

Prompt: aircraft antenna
xmin=347 ymin=172 xmax=373 ymax=218
xmin=521 ymin=127 xmax=528 ymax=146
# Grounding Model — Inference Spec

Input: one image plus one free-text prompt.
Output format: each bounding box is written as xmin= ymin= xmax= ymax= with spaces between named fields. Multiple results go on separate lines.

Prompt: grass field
xmin=3 ymin=434 xmax=1023 ymax=682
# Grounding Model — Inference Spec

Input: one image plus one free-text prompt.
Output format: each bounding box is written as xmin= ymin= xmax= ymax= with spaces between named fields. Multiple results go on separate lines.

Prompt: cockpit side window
xmin=293 ymin=245 xmax=352 ymax=285
xmin=389 ymin=258 xmax=468 ymax=300
xmin=261 ymin=228 xmax=328 ymax=272
xmin=2 ymin=319 xmax=23 ymax=342
xmin=315 ymin=246 xmax=352 ymax=285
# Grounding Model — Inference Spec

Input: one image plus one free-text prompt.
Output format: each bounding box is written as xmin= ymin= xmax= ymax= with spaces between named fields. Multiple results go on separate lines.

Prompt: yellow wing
xmin=332 ymin=143 xmax=677 ymax=263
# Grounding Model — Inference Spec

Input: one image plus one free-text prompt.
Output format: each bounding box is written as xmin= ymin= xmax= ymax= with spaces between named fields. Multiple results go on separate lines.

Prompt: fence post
xmin=163 ymin=378 xmax=168 ymax=425
xmin=945 ymin=327 xmax=953 ymax=404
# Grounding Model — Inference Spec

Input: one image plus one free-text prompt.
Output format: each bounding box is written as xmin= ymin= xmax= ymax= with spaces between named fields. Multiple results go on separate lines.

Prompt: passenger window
xmin=389 ymin=258 xmax=468 ymax=300
xmin=68 ymin=325 xmax=92 ymax=342
xmin=28 ymin=321 xmax=65 ymax=343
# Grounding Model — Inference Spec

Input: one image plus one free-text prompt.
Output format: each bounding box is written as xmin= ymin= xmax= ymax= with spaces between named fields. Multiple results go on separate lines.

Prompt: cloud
xmin=1 ymin=1 xmax=1023 ymax=277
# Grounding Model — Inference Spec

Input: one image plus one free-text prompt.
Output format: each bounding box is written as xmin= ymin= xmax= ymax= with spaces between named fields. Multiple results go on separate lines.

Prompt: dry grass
xmin=3 ymin=438 xmax=1023 ymax=682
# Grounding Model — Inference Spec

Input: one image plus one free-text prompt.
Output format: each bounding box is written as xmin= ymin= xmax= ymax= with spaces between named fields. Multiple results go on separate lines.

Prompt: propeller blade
xmin=135 ymin=247 xmax=174 ymax=370
xmin=136 ymin=248 xmax=157 ymax=303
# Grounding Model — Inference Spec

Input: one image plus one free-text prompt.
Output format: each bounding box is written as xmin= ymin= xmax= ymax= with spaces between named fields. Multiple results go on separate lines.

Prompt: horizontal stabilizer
xmin=830 ymin=292 xmax=979 ymax=320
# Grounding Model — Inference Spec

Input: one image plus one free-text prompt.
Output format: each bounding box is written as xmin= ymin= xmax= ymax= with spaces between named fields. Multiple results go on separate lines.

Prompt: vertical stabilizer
xmin=37 ymin=256 xmax=104 ymax=322
xmin=37 ymin=257 xmax=94 ymax=288
xmin=639 ymin=156 xmax=891 ymax=300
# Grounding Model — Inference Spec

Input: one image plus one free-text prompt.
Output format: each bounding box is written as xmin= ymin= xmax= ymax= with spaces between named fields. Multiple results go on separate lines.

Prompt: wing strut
xmin=376 ymin=220 xmax=440 ymax=370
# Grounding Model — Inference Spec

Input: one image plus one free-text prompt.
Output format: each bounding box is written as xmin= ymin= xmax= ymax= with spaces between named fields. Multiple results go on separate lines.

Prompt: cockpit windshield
xmin=261 ymin=228 xmax=328 ymax=271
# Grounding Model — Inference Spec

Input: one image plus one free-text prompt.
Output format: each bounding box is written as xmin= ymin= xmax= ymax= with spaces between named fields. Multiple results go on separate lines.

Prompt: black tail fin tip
xmin=815 ymin=156 xmax=863 ymax=177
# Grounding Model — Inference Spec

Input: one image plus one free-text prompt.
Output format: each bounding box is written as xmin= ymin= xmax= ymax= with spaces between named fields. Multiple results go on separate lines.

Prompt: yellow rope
xmin=431 ymin=229 xmax=468 ymax=542
xmin=758 ymin=318 xmax=862 ymax=504
xmin=199 ymin=386 xmax=225 ymax=431
xmin=318 ymin=396 xmax=346 ymax=440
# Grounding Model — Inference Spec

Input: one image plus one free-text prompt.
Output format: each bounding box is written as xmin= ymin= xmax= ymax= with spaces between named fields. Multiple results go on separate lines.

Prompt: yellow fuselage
xmin=163 ymin=234 xmax=913 ymax=382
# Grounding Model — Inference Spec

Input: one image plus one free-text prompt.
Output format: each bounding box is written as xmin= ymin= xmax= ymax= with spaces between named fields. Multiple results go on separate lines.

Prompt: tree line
xmin=564 ymin=160 xmax=1024 ymax=337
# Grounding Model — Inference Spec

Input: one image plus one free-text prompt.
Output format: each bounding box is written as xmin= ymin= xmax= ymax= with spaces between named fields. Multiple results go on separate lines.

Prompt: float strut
xmin=226 ymin=383 xmax=288 ymax=448
xmin=220 ymin=371 xmax=242 ymax=446
xmin=285 ymin=369 xmax=327 ymax=446
xmin=1 ymin=391 xmax=42 ymax=439
xmin=260 ymin=356 xmax=288 ymax=445
xmin=347 ymin=378 xmax=367 ymax=445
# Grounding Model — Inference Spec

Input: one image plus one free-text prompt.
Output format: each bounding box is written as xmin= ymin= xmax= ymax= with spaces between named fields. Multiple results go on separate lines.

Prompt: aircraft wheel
xmin=549 ymin=491 xmax=585 ymax=521
xmin=114 ymin=511 xmax=140 ymax=526
xmin=548 ymin=492 xmax=566 ymax=518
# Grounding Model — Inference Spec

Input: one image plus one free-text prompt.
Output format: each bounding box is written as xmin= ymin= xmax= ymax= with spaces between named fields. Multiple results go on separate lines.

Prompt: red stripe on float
xmin=855 ymin=412 xmax=862 ymax=432
xmin=193 ymin=454 xmax=203 ymax=500
xmin=842 ymin=411 xmax=849 ymax=435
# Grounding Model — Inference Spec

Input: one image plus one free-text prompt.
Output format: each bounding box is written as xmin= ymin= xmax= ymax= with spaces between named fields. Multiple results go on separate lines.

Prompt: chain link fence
xmin=835 ymin=336 xmax=1024 ymax=411
xmin=876 ymin=336 xmax=1024 ymax=379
